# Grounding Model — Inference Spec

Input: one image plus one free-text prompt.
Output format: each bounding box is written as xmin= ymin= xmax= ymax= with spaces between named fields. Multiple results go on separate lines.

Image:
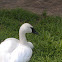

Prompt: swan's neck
xmin=19 ymin=29 xmax=33 ymax=49
xmin=19 ymin=31 xmax=27 ymax=44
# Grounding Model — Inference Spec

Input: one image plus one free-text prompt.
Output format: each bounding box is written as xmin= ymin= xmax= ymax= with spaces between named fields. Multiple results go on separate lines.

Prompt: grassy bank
xmin=0 ymin=8 xmax=62 ymax=62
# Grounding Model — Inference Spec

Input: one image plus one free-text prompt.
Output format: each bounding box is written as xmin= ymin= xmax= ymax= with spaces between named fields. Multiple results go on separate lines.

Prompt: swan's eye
xmin=30 ymin=27 xmax=39 ymax=35
xmin=30 ymin=27 xmax=35 ymax=33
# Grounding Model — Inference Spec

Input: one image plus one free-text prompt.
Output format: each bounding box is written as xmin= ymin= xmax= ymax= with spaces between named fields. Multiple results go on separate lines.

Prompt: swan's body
xmin=0 ymin=23 xmax=38 ymax=62
xmin=0 ymin=38 xmax=33 ymax=53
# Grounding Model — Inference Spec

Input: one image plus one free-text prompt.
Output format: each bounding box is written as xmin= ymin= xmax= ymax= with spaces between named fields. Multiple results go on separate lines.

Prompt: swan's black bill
xmin=31 ymin=27 xmax=39 ymax=35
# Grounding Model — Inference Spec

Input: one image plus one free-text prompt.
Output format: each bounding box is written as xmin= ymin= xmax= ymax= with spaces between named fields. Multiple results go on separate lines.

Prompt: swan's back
xmin=0 ymin=38 xmax=19 ymax=53
xmin=9 ymin=44 xmax=32 ymax=62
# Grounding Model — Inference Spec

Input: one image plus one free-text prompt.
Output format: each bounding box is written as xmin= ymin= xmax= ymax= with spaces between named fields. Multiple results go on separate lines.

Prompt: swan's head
xmin=20 ymin=23 xmax=38 ymax=34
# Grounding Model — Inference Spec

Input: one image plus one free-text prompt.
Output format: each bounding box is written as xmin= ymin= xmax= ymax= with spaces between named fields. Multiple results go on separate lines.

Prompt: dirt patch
xmin=0 ymin=0 xmax=62 ymax=16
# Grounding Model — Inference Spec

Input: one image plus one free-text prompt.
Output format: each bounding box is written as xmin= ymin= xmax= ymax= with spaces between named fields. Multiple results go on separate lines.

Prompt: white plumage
xmin=0 ymin=38 xmax=19 ymax=53
xmin=0 ymin=23 xmax=38 ymax=62
xmin=0 ymin=52 xmax=10 ymax=62
xmin=9 ymin=44 xmax=32 ymax=62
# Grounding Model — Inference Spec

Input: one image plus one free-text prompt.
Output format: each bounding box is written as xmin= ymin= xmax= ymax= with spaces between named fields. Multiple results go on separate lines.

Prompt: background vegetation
xmin=0 ymin=8 xmax=62 ymax=62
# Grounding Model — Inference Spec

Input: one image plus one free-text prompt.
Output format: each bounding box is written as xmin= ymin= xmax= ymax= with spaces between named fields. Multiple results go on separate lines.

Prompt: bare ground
xmin=0 ymin=0 xmax=62 ymax=16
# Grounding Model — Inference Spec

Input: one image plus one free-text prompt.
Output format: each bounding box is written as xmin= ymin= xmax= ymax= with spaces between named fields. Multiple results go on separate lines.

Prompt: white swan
xmin=0 ymin=23 xmax=37 ymax=53
xmin=0 ymin=23 xmax=38 ymax=62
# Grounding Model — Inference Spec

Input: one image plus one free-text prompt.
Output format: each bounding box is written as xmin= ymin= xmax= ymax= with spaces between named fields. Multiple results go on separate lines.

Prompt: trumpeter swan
xmin=0 ymin=23 xmax=38 ymax=62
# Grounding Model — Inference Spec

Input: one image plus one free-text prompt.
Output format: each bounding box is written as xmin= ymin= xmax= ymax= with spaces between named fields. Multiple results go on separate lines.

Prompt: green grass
xmin=0 ymin=8 xmax=62 ymax=62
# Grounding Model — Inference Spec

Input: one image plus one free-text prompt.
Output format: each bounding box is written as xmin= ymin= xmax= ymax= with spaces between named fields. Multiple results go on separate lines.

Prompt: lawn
xmin=0 ymin=8 xmax=62 ymax=62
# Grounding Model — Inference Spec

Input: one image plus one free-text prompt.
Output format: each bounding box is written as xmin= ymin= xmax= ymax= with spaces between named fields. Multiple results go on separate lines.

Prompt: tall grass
xmin=0 ymin=8 xmax=62 ymax=62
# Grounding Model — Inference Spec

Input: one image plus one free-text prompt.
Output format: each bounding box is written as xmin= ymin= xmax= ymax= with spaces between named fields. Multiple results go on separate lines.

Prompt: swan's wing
xmin=28 ymin=42 xmax=34 ymax=49
xmin=0 ymin=38 xmax=19 ymax=53
xmin=9 ymin=44 xmax=32 ymax=62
